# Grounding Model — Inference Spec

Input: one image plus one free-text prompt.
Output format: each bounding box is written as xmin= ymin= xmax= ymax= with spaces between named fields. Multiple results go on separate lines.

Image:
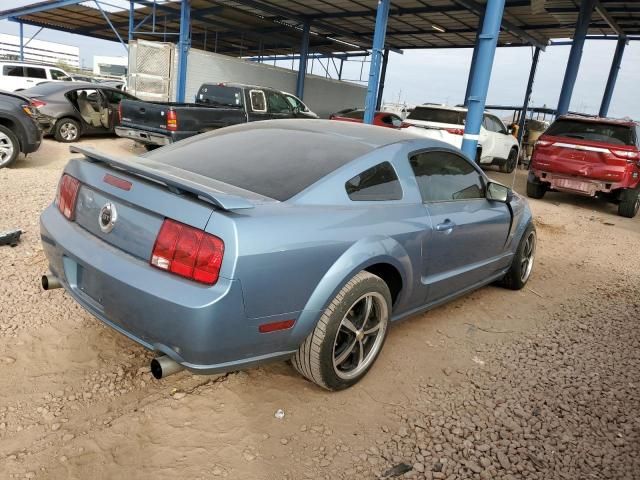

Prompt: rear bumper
xmin=115 ymin=126 xmax=173 ymax=146
xmin=530 ymin=169 xmax=632 ymax=196
xmin=39 ymin=205 xmax=297 ymax=374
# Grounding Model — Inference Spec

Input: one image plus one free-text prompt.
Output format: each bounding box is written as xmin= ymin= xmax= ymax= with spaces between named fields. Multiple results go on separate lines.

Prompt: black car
xmin=22 ymin=82 xmax=138 ymax=143
xmin=0 ymin=90 xmax=42 ymax=168
xmin=116 ymin=82 xmax=318 ymax=148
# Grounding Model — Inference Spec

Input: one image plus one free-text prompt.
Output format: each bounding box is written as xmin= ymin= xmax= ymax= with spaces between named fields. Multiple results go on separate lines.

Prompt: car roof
xmin=147 ymin=120 xmax=422 ymax=201
xmin=0 ymin=61 xmax=59 ymax=68
xmin=557 ymin=114 xmax=638 ymax=127
xmin=414 ymin=104 xmax=468 ymax=113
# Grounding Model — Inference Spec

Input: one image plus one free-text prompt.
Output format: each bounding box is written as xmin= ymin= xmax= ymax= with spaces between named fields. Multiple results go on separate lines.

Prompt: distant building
xmin=93 ymin=55 xmax=127 ymax=78
xmin=0 ymin=33 xmax=79 ymax=68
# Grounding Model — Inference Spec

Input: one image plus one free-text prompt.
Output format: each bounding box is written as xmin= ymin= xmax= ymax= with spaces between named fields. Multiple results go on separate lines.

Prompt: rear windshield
xmin=407 ymin=107 xmax=466 ymax=125
xmin=21 ymin=82 xmax=64 ymax=96
xmin=196 ymin=85 xmax=243 ymax=108
xmin=545 ymin=119 xmax=634 ymax=146
xmin=146 ymin=125 xmax=374 ymax=201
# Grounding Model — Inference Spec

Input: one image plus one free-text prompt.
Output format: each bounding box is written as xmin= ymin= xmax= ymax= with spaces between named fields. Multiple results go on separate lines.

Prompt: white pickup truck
xmin=403 ymin=104 xmax=520 ymax=173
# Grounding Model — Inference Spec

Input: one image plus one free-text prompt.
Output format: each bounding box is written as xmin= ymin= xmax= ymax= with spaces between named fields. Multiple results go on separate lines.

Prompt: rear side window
xmin=197 ymin=85 xmax=243 ymax=108
xmin=50 ymin=69 xmax=69 ymax=80
xmin=410 ymin=151 xmax=485 ymax=202
xmin=3 ymin=66 xmax=23 ymax=77
xmin=249 ymin=90 xmax=266 ymax=112
xmin=26 ymin=67 xmax=46 ymax=79
xmin=345 ymin=162 xmax=402 ymax=201
xmin=407 ymin=107 xmax=466 ymax=125
xmin=545 ymin=119 xmax=634 ymax=146
xmin=265 ymin=91 xmax=291 ymax=114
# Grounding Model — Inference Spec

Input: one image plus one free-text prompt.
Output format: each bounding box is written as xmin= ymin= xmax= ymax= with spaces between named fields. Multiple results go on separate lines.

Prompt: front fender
xmin=289 ymin=235 xmax=413 ymax=345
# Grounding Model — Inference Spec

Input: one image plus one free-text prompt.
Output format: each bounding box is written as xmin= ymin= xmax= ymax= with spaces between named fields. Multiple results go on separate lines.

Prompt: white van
xmin=0 ymin=62 xmax=72 ymax=92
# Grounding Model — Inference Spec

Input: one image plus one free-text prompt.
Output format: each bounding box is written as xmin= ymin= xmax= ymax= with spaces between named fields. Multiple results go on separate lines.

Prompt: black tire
xmin=500 ymin=225 xmax=536 ymax=290
xmin=292 ymin=271 xmax=392 ymax=391
xmin=0 ymin=124 xmax=20 ymax=169
xmin=500 ymin=148 xmax=518 ymax=173
xmin=54 ymin=118 xmax=81 ymax=143
xmin=618 ymin=188 xmax=640 ymax=218
xmin=526 ymin=178 xmax=547 ymax=199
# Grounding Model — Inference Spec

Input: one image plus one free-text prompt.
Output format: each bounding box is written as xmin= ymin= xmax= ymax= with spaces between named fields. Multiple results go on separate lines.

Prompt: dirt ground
xmin=0 ymin=137 xmax=639 ymax=480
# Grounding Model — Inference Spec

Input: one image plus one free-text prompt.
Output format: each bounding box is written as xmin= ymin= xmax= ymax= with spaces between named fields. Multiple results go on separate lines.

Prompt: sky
xmin=1 ymin=0 xmax=638 ymax=119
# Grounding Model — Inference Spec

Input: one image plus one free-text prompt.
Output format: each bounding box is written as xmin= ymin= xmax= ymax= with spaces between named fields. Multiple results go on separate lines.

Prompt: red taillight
xmin=103 ymin=173 xmax=132 ymax=191
xmin=258 ymin=319 xmax=295 ymax=333
xmin=150 ymin=219 xmax=224 ymax=285
xmin=166 ymin=110 xmax=177 ymax=131
xmin=611 ymin=149 xmax=640 ymax=161
xmin=30 ymin=99 xmax=46 ymax=108
xmin=56 ymin=174 xmax=80 ymax=220
xmin=445 ymin=128 xmax=465 ymax=135
xmin=117 ymin=102 xmax=122 ymax=124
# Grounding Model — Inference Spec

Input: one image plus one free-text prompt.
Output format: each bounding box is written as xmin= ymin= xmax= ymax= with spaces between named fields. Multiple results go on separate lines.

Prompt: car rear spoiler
xmin=70 ymin=146 xmax=257 ymax=211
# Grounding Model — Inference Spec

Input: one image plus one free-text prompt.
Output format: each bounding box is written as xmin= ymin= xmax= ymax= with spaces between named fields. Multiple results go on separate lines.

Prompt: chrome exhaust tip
xmin=150 ymin=355 xmax=184 ymax=379
xmin=41 ymin=274 xmax=62 ymax=290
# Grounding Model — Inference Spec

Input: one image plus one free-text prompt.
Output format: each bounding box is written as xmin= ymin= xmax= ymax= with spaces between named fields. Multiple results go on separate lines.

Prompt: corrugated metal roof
xmin=0 ymin=0 xmax=638 ymax=56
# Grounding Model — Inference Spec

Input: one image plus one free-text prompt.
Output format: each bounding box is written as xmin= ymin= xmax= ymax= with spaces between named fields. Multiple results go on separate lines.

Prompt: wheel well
xmin=364 ymin=263 xmax=402 ymax=306
xmin=0 ymin=117 xmax=16 ymax=131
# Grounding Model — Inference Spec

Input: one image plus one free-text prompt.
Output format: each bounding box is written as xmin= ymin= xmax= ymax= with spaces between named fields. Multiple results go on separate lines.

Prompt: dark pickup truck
xmin=115 ymin=82 xmax=318 ymax=147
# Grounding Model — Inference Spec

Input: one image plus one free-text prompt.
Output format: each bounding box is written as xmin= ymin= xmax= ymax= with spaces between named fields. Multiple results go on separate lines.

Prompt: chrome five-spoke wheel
xmin=520 ymin=230 xmax=536 ymax=283
xmin=333 ymin=292 xmax=388 ymax=380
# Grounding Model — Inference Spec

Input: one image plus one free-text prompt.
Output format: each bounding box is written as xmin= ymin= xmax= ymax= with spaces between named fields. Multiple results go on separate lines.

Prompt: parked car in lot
xmin=527 ymin=116 xmax=640 ymax=218
xmin=116 ymin=82 xmax=318 ymax=148
xmin=40 ymin=120 xmax=535 ymax=390
xmin=329 ymin=108 xmax=405 ymax=129
xmin=404 ymin=105 xmax=520 ymax=173
xmin=22 ymin=82 xmax=137 ymax=142
xmin=0 ymin=90 xmax=42 ymax=168
xmin=0 ymin=61 xmax=72 ymax=91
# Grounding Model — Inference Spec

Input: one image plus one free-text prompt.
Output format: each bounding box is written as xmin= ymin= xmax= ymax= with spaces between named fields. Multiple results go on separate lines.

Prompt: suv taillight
xmin=445 ymin=128 xmax=464 ymax=136
xmin=56 ymin=174 xmax=80 ymax=220
xmin=166 ymin=110 xmax=177 ymax=131
xmin=117 ymin=102 xmax=122 ymax=124
xmin=150 ymin=219 xmax=224 ymax=285
xmin=30 ymin=99 xmax=46 ymax=108
xmin=611 ymin=149 xmax=640 ymax=161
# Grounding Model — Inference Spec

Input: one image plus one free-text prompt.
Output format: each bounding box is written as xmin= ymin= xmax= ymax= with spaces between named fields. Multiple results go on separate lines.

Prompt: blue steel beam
xmin=23 ymin=26 xmax=43 ymax=48
xmin=19 ymin=22 xmax=24 ymax=61
xmin=128 ymin=1 xmax=134 ymax=41
xmin=517 ymin=47 xmax=541 ymax=145
xmin=176 ymin=0 xmax=191 ymax=103
xmin=556 ymin=0 xmax=597 ymax=116
xmin=94 ymin=0 xmax=127 ymax=51
xmin=460 ymin=0 xmax=506 ymax=160
xmin=464 ymin=9 xmax=485 ymax=106
xmin=295 ymin=22 xmax=310 ymax=99
xmin=364 ymin=0 xmax=391 ymax=125
xmin=599 ymin=37 xmax=627 ymax=117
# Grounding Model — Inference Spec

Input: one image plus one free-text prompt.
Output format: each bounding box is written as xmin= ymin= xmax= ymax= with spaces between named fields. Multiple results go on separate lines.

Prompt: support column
xmin=599 ymin=37 xmax=626 ymax=117
xmin=296 ymin=22 xmax=310 ymax=99
xmin=517 ymin=46 xmax=541 ymax=145
xmin=338 ymin=58 xmax=344 ymax=80
xmin=556 ymin=0 xmax=596 ymax=115
xmin=376 ymin=47 xmax=389 ymax=110
xmin=19 ymin=22 xmax=24 ymax=61
xmin=176 ymin=0 xmax=191 ymax=102
xmin=364 ymin=0 xmax=391 ymax=125
xmin=460 ymin=0 xmax=506 ymax=160
xmin=128 ymin=1 xmax=134 ymax=42
xmin=464 ymin=10 xmax=485 ymax=107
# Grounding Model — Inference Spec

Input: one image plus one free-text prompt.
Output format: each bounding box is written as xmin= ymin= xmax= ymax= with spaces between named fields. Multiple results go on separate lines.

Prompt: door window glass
xmin=249 ymin=90 xmax=267 ymax=112
xmin=50 ymin=69 xmax=70 ymax=80
xmin=346 ymin=162 xmax=402 ymax=201
xmin=490 ymin=116 xmax=507 ymax=134
xmin=25 ymin=67 xmax=46 ymax=79
xmin=102 ymin=89 xmax=132 ymax=104
xmin=284 ymin=94 xmax=307 ymax=111
xmin=266 ymin=91 xmax=291 ymax=114
xmin=3 ymin=66 xmax=24 ymax=77
xmin=410 ymin=151 xmax=485 ymax=202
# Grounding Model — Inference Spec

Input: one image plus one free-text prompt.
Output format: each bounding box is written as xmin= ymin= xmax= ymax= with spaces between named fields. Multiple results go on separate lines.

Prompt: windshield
xmin=407 ymin=107 xmax=466 ymax=125
xmin=196 ymin=85 xmax=243 ymax=108
xmin=545 ymin=119 xmax=634 ymax=146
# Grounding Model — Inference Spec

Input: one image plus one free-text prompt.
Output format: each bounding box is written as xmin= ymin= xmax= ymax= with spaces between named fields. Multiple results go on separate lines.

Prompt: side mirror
xmin=486 ymin=182 xmax=513 ymax=203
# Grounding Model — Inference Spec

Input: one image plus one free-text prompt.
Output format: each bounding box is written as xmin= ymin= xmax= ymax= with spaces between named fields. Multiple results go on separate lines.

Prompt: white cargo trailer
xmin=127 ymin=40 xmax=366 ymax=118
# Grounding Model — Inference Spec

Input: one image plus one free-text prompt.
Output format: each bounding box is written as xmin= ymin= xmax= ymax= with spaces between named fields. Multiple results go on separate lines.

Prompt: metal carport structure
xmin=1 ymin=0 xmax=638 ymax=159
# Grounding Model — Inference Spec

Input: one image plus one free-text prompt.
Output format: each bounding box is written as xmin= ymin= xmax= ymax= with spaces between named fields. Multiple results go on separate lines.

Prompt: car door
xmin=409 ymin=150 xmax=512 ymax=303
xmin=101 ymin=88 xmax=135 ymax=130
xmin=265 ymin=90 xmax=294 ymax=119
xmin=479 ymin=114 xmax=498 ymax=162
xmin=489 ymin=115 xmax=513 ymax=158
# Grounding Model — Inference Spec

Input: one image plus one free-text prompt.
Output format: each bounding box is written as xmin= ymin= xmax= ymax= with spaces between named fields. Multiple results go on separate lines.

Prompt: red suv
xmin=329 ymin=109 xmax=405 ymax=129
xmin=527 ymin=116 xmax=640 ymax=218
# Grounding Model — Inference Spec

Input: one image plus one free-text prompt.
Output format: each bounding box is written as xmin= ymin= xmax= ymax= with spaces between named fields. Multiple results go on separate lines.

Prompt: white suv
xmin=404 ymin=105 xmax=520 ymax=173
xmin=0 ymin=62 xmax=72 ymax=92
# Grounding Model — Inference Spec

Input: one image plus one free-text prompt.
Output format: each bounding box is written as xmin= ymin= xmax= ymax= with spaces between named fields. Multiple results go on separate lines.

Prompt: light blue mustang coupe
xmin=40 ymin=120 xmax=535 ymax=391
